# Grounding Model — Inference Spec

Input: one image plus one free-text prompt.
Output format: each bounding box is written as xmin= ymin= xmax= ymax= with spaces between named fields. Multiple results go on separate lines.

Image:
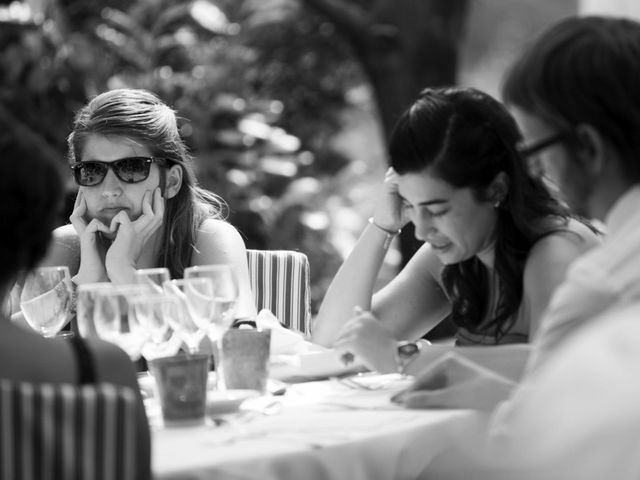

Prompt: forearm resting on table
xmin=405 ymin=343 xmax=532 ymax=383
xmin=312 ymin=224 xmax=390 ymax=346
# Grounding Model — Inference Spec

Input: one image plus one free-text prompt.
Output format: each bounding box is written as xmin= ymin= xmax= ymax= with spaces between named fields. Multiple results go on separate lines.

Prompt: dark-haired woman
xmin=312 ymin=87 xmax=600 ymax=374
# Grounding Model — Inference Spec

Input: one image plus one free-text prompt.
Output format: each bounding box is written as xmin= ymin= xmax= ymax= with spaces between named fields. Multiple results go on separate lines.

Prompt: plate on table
xmin=206 ymin=390 xmax=260 ymax=415
xmin=270 ymin=348 xmax=367 ymax=381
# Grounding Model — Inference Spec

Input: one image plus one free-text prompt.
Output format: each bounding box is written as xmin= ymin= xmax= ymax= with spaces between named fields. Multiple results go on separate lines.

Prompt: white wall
xmin=580 ymin=0 xmax=640 ymax=19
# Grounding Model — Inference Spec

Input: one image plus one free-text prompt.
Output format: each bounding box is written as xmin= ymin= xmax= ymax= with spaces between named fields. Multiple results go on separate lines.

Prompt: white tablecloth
xmin=152 ymin=378 xmax=486 ymax=480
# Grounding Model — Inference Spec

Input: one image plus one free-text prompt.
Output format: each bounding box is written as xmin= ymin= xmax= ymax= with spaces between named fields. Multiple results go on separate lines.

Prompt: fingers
xmin=397 ymin=389 xmax=451 ymax=409
xmin=135 ymin=188 xmax=164 ymax=235
xmin=85 ymin=218 xmax=111 ymax=235
xmin=69 ymin=190 xmax=88 ymax=232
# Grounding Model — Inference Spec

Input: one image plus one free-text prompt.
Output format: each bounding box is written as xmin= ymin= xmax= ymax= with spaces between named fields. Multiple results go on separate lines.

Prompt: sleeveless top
xmin=69 ymin=335 xmax=97 ymax=385
xmin=452 ymin=223 xmax=597 ymax=346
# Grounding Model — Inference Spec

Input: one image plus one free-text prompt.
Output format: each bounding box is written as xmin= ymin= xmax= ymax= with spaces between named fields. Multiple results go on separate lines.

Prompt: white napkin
xmin=255 ymin=309 xmax=315 ymax=355
xmin=256 ymin=309 xmax=366 ymax=380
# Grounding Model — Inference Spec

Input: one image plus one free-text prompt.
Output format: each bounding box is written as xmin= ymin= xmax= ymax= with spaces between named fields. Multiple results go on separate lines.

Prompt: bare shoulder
xmin=197 ymin=217 xmax=242 ymax=239
xmin=193 ymin=217 xmax=248 ymax=264
xmin=51 ymin=224 xmax=79 ymax=245
xmin=525 ymin=218 xmax=602 ymax=278
xmin=40 ymin=224 xmax=80 ymax=271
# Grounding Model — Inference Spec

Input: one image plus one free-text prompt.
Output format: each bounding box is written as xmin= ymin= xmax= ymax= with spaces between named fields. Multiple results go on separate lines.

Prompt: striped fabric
xmin=0 ymin=381 xmax=140 ymax=480
xmin=246 ymin=249 xmax=311 ymax=335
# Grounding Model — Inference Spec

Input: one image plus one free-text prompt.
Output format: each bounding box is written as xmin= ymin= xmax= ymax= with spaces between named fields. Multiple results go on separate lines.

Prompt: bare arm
xmin=192 ymin=218 xmax=257 ymax=319
xmin=312 ymin=224 xmax=450 ymax=346
xmin=405 ymin=343 xmax=532 ymax=383
xmin=522 ymin=220 xmax=601 ymax=338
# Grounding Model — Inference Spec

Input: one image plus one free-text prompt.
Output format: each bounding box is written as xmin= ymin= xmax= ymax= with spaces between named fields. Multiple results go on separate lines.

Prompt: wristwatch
xmin=396 ymin=340 xmax=423 ymax=373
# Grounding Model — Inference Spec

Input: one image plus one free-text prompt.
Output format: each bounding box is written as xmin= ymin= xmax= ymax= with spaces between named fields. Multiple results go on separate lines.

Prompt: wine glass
xmin=184 ymin=264 xmax=239 ymax=341
xmin=20 ymin=266 xmax=73 ymax=338
xmin=184 ymin=265 xmax=239 ymax=390
xmin=93 ymin=285 xmax=149 ymax=360
xmin=130 ymin=293 xmax=182 ymax=361
xmin=76 ymin=282 xmax=112 ymax=338
xmin=134 ymin=267 xmax=170 ymax=294
xmin=162 ymin=278 xmax=215 ymax=354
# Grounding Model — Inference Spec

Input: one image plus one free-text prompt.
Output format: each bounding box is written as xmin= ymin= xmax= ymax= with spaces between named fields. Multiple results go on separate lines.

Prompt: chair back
xmin=0 ymin=380 xmax=147 ymax=480
xmin=246 ymin=249 xmax=311 ymax=335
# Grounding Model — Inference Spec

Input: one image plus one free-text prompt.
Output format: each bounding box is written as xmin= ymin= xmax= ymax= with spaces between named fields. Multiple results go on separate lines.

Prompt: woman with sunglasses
xmin=40 ymin=88 xmax=255 ymax=319
xmin=312 ymin=87 xmax=600 ymax=375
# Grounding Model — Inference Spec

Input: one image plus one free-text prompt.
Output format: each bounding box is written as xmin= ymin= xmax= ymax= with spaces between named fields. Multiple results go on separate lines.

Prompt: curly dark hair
xmin=0 ymin=138 xmax=64 ymax=290
xmin=388 ymin=87 xmax=571 ymax=341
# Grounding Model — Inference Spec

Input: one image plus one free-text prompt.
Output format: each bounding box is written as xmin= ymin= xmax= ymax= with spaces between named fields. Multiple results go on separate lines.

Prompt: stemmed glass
xmin=184 ymin=265 xmax=239 ymax=389
xmin=134 ymin=267 xmax=182 ymax=359
xmin=184 ymin=264 xmax=239 ymax=342
xmin=76 ymin=282 xmax=112 ymax=338
xmin=130 ymin=294 xmax=182 ymax=361
xmin=134 ymin=268 xmax=170 ymax=294
xmin=162 ymin=278 xmax=215 ymax=354
xmin=93 ymin=285 xmax=149 ymax=361
xmin=20 ymin=266 xmax=73 ymax=338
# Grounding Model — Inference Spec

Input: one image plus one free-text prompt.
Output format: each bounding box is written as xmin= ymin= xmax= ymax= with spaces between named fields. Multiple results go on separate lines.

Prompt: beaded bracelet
xmin=368 ymin=217 xmax=402 ymax=249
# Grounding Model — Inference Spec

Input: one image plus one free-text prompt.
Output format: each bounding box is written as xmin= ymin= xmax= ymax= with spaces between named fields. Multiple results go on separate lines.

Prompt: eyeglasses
xmin=70 ymin=157 xmax=166 ymax=187
xmin=517 ymin=131 xmax=573 ymax=158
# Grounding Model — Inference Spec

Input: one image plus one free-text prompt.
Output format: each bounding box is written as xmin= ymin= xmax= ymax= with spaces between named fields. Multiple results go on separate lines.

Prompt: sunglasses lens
xmin=114 ymin=157 xmax=151 ymax=183
xmin=74 ymin=162 xmax=108 ymax=186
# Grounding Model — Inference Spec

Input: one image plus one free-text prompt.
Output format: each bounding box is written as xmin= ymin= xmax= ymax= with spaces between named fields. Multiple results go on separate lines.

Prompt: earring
xmin=493 ymin=200 xmax=501 ymax=209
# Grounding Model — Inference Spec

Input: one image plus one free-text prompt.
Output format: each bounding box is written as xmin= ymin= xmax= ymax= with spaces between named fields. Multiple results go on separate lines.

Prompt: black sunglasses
xmin=70 ymin=156 xmax=167 ymax=187
xmin=517 ymin=131 xmax=574 ymax=158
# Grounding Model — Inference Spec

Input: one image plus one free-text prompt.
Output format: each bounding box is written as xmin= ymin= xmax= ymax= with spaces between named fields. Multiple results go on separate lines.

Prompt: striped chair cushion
xmin=246 ymin=249 xmax=311 ymax=335
xmin=0 ymin=380 xmax=143 ymax=480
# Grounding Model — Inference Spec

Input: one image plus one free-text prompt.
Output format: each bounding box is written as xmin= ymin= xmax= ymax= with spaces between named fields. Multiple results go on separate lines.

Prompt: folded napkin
xmin=254 ymin=309 xmax=314 ymax=355
xmin=255 ymin=309 xmax=366 ymax=380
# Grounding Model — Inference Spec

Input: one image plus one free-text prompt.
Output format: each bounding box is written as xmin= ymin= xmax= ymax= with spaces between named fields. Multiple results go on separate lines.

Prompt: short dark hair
xmin=388 ymin=87 xmax=571 ymax=341
xmin=0 ymin=138 xmax=64 ymax=288
xmin=502 ymin=16 xmax=640 ymax=181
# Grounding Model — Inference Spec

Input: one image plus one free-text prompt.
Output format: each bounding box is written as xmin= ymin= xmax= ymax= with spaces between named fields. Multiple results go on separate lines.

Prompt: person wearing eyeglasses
xmin=312 ymin=86 xmax=600 ymax=376
xmin=393 ymin=16 xmax=640 ymax=480
xmin=32 ymin=88 xmax=255 ymax=321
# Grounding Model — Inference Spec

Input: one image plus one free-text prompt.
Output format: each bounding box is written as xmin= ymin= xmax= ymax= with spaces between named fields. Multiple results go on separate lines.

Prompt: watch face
xmin=397 ymin=342 xmax=420 ymax=360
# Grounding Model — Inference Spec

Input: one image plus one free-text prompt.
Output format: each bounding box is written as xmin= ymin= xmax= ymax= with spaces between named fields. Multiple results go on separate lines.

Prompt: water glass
xmin=76 ymin=282 xmax=112 ymax=338
xmin=93 ymin=285 xmax=149 ymax=360
xmin=20 ymin=266 xmax=73 ymax=338
xmin=134 ymin=267 xmax=170 ymax=294
xmin=130 ymin=293 xmax=182 ymax=360
xmin=184 ymin=264 xmax=238 ymax=340
xmin=162 ymin=278 xmax=215 ymax=353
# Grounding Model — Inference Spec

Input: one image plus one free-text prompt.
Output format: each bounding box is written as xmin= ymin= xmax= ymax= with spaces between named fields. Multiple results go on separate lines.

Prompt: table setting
xmin=12 ymin=264 xmax=487 ymax=480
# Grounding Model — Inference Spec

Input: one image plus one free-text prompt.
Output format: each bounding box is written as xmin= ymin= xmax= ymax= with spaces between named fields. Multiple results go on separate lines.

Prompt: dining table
xmin=150 ymin=372 xmax=488 ymax=480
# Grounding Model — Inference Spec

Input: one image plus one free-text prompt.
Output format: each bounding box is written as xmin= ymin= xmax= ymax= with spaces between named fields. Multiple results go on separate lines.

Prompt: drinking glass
xmin=134 ymin=267 xmax=170 ymax=294
xmin=130 ymin=294 xmax=182 ymax=361
xmin=162 ymin=278 xmax=215 ymax=354
xmin=76 ymin=282 xmax=112 ymax=338
xmin=184 ymin=264 xmax=238 ymax=341
xmin=93 ymin=285 xmax=149 ymax=360
xmin=20 ymin=266 xmax=73 ymax=338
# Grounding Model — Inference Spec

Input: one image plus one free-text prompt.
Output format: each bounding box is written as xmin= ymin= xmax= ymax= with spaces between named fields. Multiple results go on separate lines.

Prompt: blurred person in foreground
xmin=33 ymin=88 xmax=255 ymax=318
xmin=0 ymin=138 xmax=151 ymax=478
xmin=398 ymin=16 xmax=640 ymax=480
xmin=312 ymin=86 xmax=599 ymax=376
